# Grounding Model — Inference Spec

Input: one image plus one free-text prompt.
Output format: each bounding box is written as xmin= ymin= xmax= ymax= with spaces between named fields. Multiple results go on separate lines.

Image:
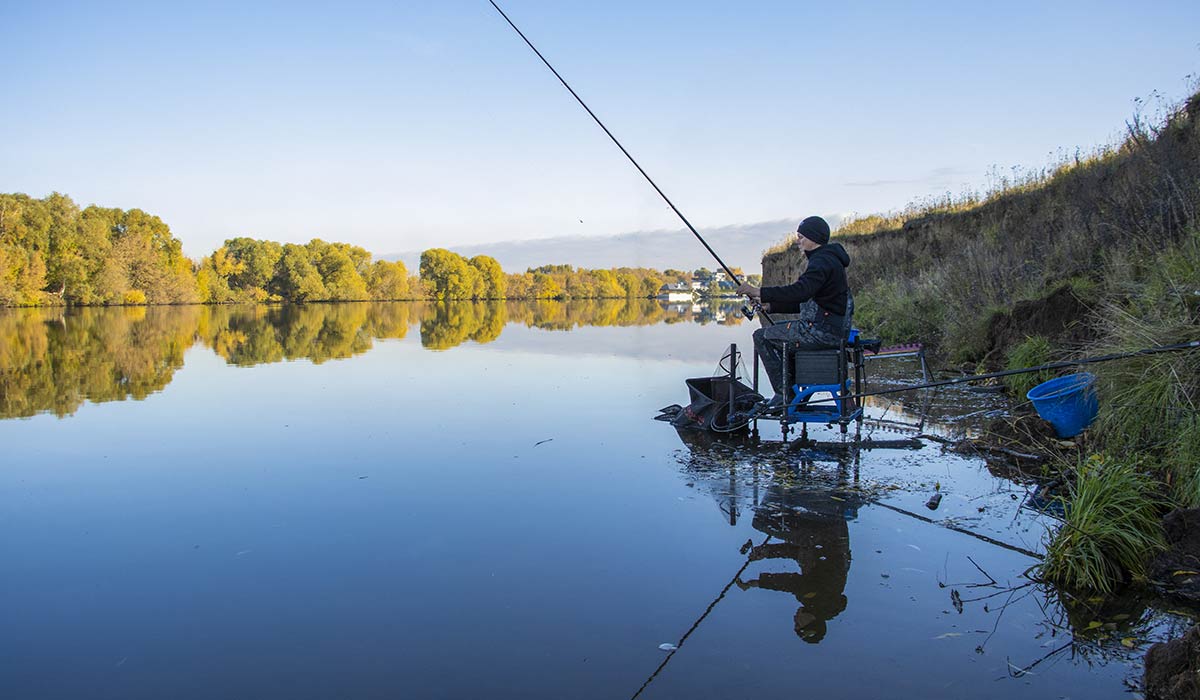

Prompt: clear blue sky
xmin=2 ymin=1 xmax=1197 ymax=258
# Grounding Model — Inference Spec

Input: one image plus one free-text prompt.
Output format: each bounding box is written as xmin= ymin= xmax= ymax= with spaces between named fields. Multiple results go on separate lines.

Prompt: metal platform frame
xmin=718 ymin=333 xmax=930 ymax=444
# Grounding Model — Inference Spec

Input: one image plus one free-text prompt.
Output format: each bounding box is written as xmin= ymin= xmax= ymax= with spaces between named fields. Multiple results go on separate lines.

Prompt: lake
xmin=0 ymin=301 xmax=1177 ymax=698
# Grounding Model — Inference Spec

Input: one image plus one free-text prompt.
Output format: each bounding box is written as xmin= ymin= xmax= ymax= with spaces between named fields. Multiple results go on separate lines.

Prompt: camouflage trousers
xmin=752 ymin=299 xmax=851 ymax=395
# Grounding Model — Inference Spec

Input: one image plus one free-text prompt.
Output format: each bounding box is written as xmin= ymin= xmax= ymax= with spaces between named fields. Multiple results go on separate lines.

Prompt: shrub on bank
xmin=1090 ymin=229 xmax=1200 ymax=456
xmin=1167 ymin=417 xmax=1200 ymax=508
xmin=1042 ymin=226 xmax=1200 ymax=591
xmin=1041 ymin=455 xmax=1165 ymax=594
xmin=851 ymin=277 xmax=945 ymax=345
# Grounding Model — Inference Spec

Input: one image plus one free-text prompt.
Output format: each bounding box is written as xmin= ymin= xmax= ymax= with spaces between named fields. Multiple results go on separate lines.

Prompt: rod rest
xmin=848 ymin=337 xmax=882 ymax=353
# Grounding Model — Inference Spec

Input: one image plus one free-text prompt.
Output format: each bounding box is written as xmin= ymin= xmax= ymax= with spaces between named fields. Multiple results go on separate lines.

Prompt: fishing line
xmin=486 ymin=0 xmax=774 ymax=324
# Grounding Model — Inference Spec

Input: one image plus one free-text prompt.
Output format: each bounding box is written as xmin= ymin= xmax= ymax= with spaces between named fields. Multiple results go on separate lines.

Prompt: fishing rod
xmin=845 ymin=339 xmax=1200 ymax=402
xmin=629 ymin=534 xmax=770 ymax=700
xmin=719 ymin=339 xmax=1200 ymax=428
xmin=486 ymin=0 xmax=773 ymax=324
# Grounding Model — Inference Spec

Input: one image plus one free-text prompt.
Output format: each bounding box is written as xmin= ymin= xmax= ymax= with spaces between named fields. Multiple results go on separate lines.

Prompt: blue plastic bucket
xmin=1026 ymin=372 xmax=1099 ymax=438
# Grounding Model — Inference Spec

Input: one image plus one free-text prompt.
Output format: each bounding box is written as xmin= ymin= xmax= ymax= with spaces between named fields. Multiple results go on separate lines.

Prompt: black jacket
xmin=760 ymin=243 xmax=850 ymax=316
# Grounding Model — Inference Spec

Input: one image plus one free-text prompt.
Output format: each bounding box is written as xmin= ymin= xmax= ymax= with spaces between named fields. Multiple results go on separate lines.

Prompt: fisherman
xmin=735 ymin=216 xmax=852 ymax=410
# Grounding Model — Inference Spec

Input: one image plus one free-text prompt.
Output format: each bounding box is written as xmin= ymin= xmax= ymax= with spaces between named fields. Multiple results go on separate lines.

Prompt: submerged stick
xmin=870 ymin=500 xmax=1042 ymax=560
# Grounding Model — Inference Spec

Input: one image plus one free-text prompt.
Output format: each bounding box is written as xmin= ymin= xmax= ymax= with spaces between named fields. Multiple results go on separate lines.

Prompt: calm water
xmin=0 ymin=302 xmax=1180 ymax=698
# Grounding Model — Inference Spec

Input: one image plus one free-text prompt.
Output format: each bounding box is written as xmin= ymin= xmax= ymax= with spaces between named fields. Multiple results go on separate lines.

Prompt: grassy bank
xmin=762 ymin=87 xmax=1200 ymax=594
xmin=764 ymin=89 xmax=1200 ymax=365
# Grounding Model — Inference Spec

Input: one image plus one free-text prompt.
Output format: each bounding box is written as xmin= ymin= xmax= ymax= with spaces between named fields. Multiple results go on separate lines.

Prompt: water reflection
xmin=1 ymin=300 xmax=1176 ymax=698
xmin=674 ymin=429 xmax=866 ymax=644
xmin=0 ymin=306 xmax=197 ymax=419
xmin=421 ymin=301 xmax=505 ymax=349
xmin=0 ymin=300 xmax=744 ymax=419
xmin=668 ymin=424 xmax=1173 ymax=675
xmin=739 ymin=489 xmax=855 ymax=643
xmin=200 ymin=303 xmax=410 ymax=365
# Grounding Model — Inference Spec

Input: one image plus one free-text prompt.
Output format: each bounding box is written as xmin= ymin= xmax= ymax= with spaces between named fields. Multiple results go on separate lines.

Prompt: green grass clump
xmin=1090 ymin=230 xmax=1200 ymax=454
xmin=1041 ymin=455 xmax=1165 ymax=594
xmin=1167 ymin=416 xmax=1200 ymax=507
xmin=1064 ymin=275 xmax=1101 ymax=305
xmin=1003 ymin=336 xmax=1054 ymax=396
xmin=852 ymin=278 xmax=945 ymax=346
xmin=943 ymin=305 xmax=1006 ymax=364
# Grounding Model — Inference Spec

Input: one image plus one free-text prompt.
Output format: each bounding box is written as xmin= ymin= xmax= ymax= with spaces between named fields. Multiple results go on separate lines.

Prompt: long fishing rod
xmin=486 ymin=0 xmax=774 ymax=325
xmin=629 ymin=534 xmax=770 ymax=700
xmin=724 ymin=340 xmax=1200 ymax=428
xmin=846 ymin=339 xmax=1200 ymax=402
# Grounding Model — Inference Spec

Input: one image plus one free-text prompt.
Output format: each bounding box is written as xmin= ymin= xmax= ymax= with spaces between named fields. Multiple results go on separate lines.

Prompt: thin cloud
xmin=844 ymin=166 xmax=968 ymax=188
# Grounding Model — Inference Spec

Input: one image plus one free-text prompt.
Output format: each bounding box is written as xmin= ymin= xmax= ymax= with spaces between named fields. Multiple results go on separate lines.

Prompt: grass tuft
xmin=1090 ymin=230 xmax=1200 ymax=455
xmin=1167 ymin=416 xmax=1200 ymax=507
xmin=1003 ymin=336 xmax=1054 ymax=396
xmin=1040 ymin=454 xmax=1165 ymax=594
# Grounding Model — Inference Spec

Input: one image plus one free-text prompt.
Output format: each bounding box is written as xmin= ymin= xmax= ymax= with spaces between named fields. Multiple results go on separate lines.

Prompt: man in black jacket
xmin=736 ymin=216 xmax=852 ymax=407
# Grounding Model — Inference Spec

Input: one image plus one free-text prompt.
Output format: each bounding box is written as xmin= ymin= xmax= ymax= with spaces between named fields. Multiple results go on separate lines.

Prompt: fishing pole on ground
xmin=717 ymin=340 xmax=1200 ymax=430
xmin=485 ymin=0 xmax=773 ymax=325
xmin=843 ymin=339 xmax=1200 ymax=403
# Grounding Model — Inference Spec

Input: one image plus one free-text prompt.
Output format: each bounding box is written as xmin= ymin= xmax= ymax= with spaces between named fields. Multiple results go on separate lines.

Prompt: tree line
xmin=0 ymin=192 xmax=719 ymax=306
xmin=417 ymin=249 xmax=673 ymax=301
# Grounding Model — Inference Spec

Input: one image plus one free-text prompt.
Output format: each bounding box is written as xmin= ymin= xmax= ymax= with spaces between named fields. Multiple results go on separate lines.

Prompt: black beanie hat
xmin=797 ymin=216 xmax=831 ymax=245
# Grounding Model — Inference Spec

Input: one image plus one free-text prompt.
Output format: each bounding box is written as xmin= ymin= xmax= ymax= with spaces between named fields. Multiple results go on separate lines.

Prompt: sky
xmin=2 ymin=0 xmax=1198 ymax=259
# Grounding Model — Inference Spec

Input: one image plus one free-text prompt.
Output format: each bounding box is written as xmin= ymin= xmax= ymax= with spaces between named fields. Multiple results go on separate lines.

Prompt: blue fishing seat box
xmin=785 ymin=346 xmax=861 ymax=425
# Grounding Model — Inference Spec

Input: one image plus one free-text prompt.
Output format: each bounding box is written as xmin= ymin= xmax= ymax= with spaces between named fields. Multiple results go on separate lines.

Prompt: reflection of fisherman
xmin=669 ymin=428 xmax=856 ymax=643
xmin=736 ymin=216 xmax=852 ymax=409
xmin=737 ymin=496 xmax=852 ymax=643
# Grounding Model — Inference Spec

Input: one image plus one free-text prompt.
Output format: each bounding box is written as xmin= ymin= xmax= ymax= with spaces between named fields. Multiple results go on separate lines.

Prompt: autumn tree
xmin=270 ymin=244 xmax=327 ymax=302
xmin=366 ymin=259 xmax=409 ymax=300
xmin=531 ymin=272 xmax=564 ymax=299
xmin=468 ymin=255 xmax=506 ymax=299
xmin=420 ymin=248 xmax=479 ymax=300
xmin=222 ymin=237 xmax=283 ymax=297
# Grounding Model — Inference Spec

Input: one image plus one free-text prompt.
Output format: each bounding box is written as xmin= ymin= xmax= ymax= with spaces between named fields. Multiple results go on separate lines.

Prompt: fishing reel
xmin=741 ymin=299 xmax=762 ymax=321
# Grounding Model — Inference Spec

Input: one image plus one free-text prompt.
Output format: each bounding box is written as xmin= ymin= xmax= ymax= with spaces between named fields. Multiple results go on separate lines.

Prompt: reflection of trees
xmin=419 ymin=301 xmax=507 ymax=350
xmin=419 ymin=299 xmax=677 ymax=349
xmin=199 ymin=303 xmax=410 ymax=365
xmin=504 ymin=298 xmax=666 ymax=331
xmin=0 ymin=303 xmax=422 ymax=420
xmin=0 ymin=306 xmax=198 ymax=418
xmin=2 ymin=298 xmax=736 ymax=419
xmin=506 ymin=299 xmax=571 ymax=330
